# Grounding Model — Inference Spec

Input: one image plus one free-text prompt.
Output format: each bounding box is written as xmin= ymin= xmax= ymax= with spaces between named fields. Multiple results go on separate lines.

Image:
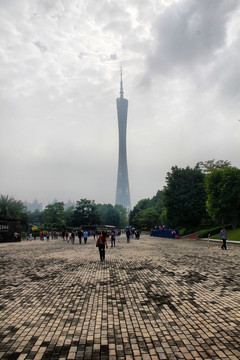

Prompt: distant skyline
xmin=0 ymin=0 xmax=240 ymax=208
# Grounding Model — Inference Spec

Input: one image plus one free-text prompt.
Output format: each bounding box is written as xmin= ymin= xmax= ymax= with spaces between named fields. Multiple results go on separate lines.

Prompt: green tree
xmin=65 ymin=206 xmax=75 ymax=228
xmin=73 ymin=199 xmax=100 ymax=226
xmin=43 ymin=202 xmax=65 ymax=228
xmin=114 ymin=204 xmax=127 ymax=228
xmin=129 ymin=198 xmax=151 ymax=228
xmin=29 ymin=209 xmax=44 ymax=226
xmin=138 ymin=207 xmax=160 ymax=230
xmin=163 ymin=166 xmax=207 ymax=228
xmin=96 ymin=204 xmax=124 ymax=227
xmin=0 ymin=195 xmax=29 ymax=224
xmin=196 ymin=159 xmax=231 ymax=174
xmin=205 ymin=167 xmax=240 ymax=228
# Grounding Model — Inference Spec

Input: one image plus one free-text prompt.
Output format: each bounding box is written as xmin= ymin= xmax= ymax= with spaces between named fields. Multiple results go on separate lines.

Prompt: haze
xmin=0 ymin=0 xmax=240 ymax=208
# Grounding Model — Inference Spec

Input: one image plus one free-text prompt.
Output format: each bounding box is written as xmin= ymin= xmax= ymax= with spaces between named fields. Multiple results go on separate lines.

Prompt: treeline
xmin=0 ymin=196 xmax=127 ymax=230
xmin=129 ymin=160 xmax=240 ymax=232
xmin=1 ymin=160 xmax=240 ymax=233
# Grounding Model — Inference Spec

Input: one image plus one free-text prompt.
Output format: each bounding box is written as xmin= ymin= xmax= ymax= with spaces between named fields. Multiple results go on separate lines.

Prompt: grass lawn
xmin=210 ymin=228 xmax=240 ymax=241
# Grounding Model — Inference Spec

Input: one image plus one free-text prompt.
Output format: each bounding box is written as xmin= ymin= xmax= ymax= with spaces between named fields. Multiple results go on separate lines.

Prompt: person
xmin=71 ymin=230 xmax=75 ymax=244
xmin=83 ymin=230 xmax=88 ymax=244
xmin=126 ymin=228 xmax=130 ymax=243
xmin=78 ymin=229 xmax=82 ymax=244
xmin=110 ymin=231 xmax=116 ymax=247
xmin=66 ymin=231 xmax=69 ymax=243
xmin=220 ymin=227 xmax=227 ymax=250
xmin=97 ymin=231 xmax=108 ymax=261
xmin=135 ymin=230 xmax=140 ymax=239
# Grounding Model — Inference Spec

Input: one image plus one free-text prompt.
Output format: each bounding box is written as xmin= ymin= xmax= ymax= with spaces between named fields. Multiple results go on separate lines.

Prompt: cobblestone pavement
xmin=0 ymin=235 xmax=240 ymax=360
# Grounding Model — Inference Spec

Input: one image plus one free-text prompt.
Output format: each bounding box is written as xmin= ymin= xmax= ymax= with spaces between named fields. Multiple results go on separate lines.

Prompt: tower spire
xmin=120 ymin=67 xmax=124 ymax=98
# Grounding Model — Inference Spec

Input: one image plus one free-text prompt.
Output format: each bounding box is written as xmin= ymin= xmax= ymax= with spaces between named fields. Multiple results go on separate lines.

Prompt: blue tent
xmin=150 ymin=228 xmax=180 ymax=239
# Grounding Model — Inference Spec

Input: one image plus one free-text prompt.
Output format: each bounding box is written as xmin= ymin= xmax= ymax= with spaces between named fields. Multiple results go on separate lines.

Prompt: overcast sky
xmin=1 ymin=0 xmax=240 ymax=209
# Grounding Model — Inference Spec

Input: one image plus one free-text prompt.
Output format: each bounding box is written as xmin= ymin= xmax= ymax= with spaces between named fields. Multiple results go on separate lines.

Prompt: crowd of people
xmin=30 ymin=227 xmax=141 ymax=261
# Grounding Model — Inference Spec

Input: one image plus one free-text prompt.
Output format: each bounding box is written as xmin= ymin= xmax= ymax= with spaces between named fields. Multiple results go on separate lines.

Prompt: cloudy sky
xmin=1 ymin=0 xmax=240 ymax=209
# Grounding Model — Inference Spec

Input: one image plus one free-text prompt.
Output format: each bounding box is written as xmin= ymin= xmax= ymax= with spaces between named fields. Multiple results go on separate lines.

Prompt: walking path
xmin=0 ymin=235 xmax=239 ymax=360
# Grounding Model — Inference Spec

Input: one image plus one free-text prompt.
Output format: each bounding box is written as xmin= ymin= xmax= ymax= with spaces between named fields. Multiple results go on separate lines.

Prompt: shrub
xmin=199 ymin=225 xmax=232 ymax=238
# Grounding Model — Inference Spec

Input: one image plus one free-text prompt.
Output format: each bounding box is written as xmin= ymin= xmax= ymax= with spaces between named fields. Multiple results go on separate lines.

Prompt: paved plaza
xmin=0 ymin=235 xmax=240 ymax=360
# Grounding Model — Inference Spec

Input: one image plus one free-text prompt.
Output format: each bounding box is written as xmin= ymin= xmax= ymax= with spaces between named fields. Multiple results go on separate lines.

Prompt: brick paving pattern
xmin=0 ymin=235 xmax=240 ymax=360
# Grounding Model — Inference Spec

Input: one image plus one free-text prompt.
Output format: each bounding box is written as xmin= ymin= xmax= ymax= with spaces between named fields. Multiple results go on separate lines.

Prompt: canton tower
xmin=115 ymin=69 xmax=131 ymax=211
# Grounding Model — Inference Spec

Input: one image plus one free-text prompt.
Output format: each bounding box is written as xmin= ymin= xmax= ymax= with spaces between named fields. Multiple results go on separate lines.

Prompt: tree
xmin=205 ymin=167 xmax=240 ymax=228
xmin=114 ymin=204 xmax=127 ymax=228
xmin=129 ymin=198 xmax=151 ymax=228
xmin=65 ymin=206 xmax=75 ymax=228
xmin=29 ymin=209 xmax=44 ymax=226
xmin=97 ymin=204 xmax=120 ymax=227
xmin=196 ymin=159 xmax=231 ymax=174
xmin=163 ymin=166 xmax=207 ymax=228
xmin=0 ymin=195 xmax=29 ymax=224
xmin=43 ymin=202 xmax=65 ymax=228
xmin=138 ymin=207 xmax=160 ymax=230
xmin=73 ymin=199 xmax=100 ymax=226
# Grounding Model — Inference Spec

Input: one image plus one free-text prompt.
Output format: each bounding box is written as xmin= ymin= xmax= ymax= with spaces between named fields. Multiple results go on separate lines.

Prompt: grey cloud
xmin=101 ymin=53 xmax=118 ymax=62
xmin=103 ymin=19 xmax=132 ymax=34
xmin=93 ymin=1 xmax=129 ymax=24
xmin=146 ymin=0 xmax=239 ymax=75
xmin=34 ymin=41 xmax=48 ymax=53
xmin=110 ymin=54 xmax=117 ymax=60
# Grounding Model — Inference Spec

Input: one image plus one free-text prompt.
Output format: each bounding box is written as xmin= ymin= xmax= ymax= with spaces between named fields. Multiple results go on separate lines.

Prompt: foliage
xmin=29 ymin=209 xmax=44 ymax=226
xmin=205 ymin=167 xmax=240 ymax=228
xmin=129 ymin=191 xmax=164 ymax=230
xmin=73 ymin=199 xmax=100 ymax=226
xmin=32 ymin=229 xmax=40 ymax=238
xmin=97 ymin=204 xmax=120 ymax=227
xmin=138 ymin=207 xmax=160 ymax=230
xmin=43 ymin=202 xmax=65 ymax=228
xmin=199 ymin=225 xmax=232 ymax=239
xmin=65 ymin=206 xmax=75 ymax=227
xmin=129 ymin=198 xmax=151 ymax=228
xmin=0 ymin=194 xmax=29 ymax=224
xmin=210 ymin=227 xmax=240 ymax=241
xmin=96 ymin=203 xmax=127 ymax=228
xmin=113 ymin=204 xmax=127 ymax=228
xmin=163 ymin=166 xmax=207 ymax=228
xmin=196 ymin=159 xmax=231 ymax=174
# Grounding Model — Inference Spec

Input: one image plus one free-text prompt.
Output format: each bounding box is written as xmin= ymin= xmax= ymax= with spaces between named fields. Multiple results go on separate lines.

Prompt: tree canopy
xmin=163 ymin=166 xmax=207 ymax=228
xmin=43 ymin=202 xmax=65 ymax=228
xmin=0 ymin=195 xmax=29 ymax=223
xmin=196 ymin=159 xmax=231 ymax=174
xmin=73 ymin=199 xmax=101 ymax=226
xmin=205 ymin=167 xmax=240 ymax=228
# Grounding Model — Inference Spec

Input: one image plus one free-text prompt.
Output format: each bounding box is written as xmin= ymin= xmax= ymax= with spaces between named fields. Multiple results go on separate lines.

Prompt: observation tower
xmin=115 ymin=70 xmax=131 ymax=211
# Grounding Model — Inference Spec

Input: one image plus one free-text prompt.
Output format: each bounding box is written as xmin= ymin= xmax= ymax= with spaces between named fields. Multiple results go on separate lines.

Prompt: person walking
xmin=220 ymin=227 xmax=227 ymax=250
xmin=78 ymin=229 xmax=82 ymax=244
xmin=110 ymin=230 xmax=116 ymax=247
xmin=126 ymin=228 xmax=130 ymax=243
xmin=71 ymin=230 xmax=75 ymax=244
xmin=96 ymin=231 xmax=108 ymax=261
xmin=83 ymin=230 xmax=88 ymax=244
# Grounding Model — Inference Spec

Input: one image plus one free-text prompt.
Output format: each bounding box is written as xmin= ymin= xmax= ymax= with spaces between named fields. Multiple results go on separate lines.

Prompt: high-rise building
xmin=115 ymin=70 xmax=131 ymax=211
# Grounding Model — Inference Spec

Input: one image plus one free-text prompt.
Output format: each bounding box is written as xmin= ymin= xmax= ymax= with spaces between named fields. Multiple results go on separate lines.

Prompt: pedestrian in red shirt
xmin=96 ymin=231 xmax=108 ymax=261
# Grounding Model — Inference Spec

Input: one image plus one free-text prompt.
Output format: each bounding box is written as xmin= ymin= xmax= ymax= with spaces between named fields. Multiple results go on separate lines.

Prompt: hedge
xmin=199 ymin=224 xmax=232 ymax=238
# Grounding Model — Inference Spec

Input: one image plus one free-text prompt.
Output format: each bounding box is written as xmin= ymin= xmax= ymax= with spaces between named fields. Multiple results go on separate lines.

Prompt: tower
xmin=115 ymin=69 xmax=131 ymax=211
